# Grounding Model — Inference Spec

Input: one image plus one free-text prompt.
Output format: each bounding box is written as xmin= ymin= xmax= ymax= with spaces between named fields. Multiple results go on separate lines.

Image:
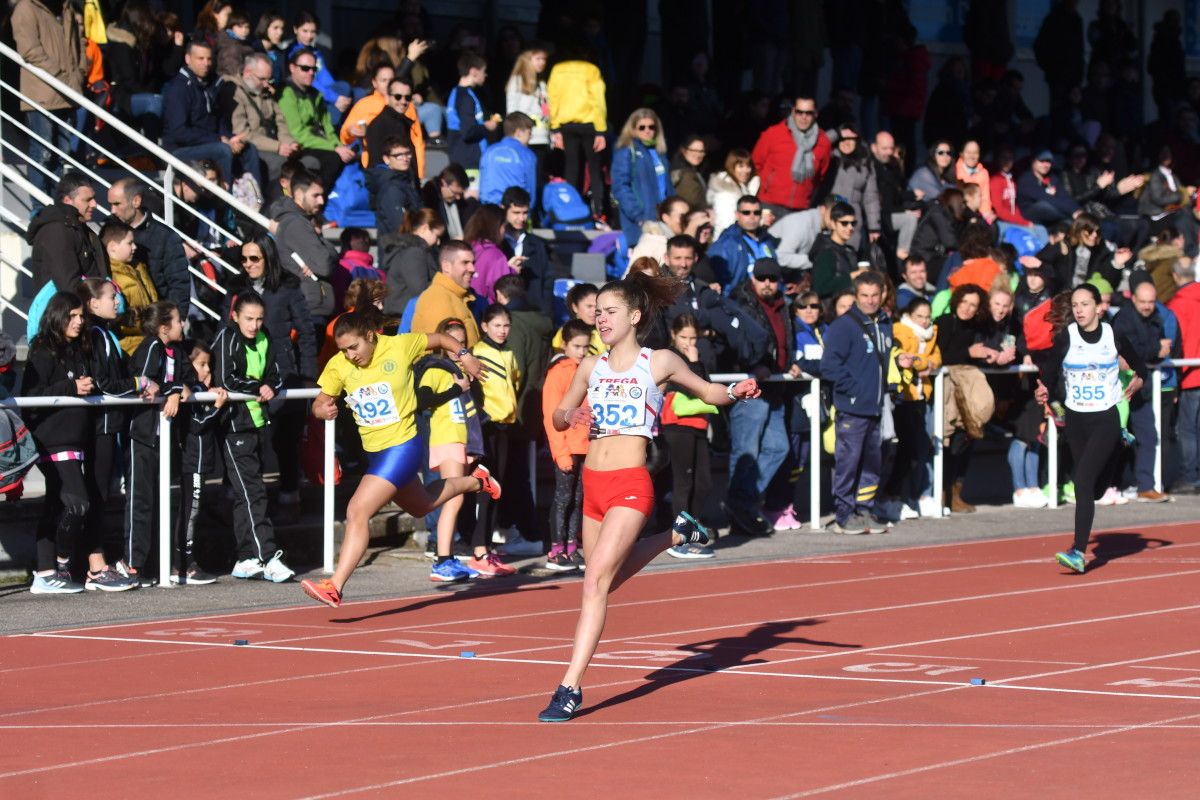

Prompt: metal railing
xmin=2 ymin=390 xmax=334 ymax=583
xmin=0 ymin=40 xmax=277 ymax=320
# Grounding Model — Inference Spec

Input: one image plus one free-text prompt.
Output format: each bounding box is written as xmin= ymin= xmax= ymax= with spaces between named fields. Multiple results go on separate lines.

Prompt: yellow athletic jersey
xmin=472 ymin=339 xmax=519 ymax=424
xmin=551 ymin=325 xmax=606 ymax=355
xmin=317 ymin=333 xmax=427 ymax=451
xmin=418 ymin=366 xmax=474 ymax=446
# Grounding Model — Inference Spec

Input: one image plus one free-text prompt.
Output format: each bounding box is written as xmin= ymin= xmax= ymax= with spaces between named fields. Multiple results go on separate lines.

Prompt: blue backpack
xmin=541 ymin=181 xmax=594 ymax=231
xmin=324 ymin=161 xmax=376 ymax=228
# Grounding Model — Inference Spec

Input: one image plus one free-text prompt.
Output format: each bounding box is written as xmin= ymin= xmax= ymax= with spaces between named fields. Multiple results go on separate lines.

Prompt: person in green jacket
xmin=278 ymin=47 xmax=354 ymax=193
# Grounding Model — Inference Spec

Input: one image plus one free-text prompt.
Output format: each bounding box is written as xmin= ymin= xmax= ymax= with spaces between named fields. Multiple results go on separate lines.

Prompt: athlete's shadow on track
xmin=329 ymin=577 xmax=561 ymax=624
xmin=1084 ymin=531 xmax=1173 ymax=572
xmin=576 ymin=619 xmax=859 ymax=717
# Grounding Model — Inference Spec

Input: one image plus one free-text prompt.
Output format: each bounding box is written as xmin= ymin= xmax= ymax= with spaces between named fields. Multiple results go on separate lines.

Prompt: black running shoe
xmin=538 ymin=685 xmax=582 ymax=722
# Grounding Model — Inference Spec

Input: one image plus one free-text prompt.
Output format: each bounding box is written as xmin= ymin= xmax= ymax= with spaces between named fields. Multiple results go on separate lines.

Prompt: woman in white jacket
xmin=506 ymin=47 xmax=551 ymax=190
xmin=707 ymin=149 xmax=761 ymax=237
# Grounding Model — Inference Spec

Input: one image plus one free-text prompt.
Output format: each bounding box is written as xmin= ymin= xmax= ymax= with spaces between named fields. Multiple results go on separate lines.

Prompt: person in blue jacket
xmin=610 ymin=108 xmax=670 ymax=247
xmin=1016 ymin=151 xmax=1080 ymax=226
xmin=447 ymin=52 xmax=498 ymax=172
xmin=820 ymin=271 xmax=914 ymax=535
xmin=479 ymin=113 xmax=538 ymax=208
xmin=709 ymin=194 xmax=781 ymax=294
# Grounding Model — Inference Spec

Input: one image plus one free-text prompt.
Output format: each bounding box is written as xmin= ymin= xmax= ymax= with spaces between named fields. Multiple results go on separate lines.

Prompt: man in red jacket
xmin=1168 ymin=259 xmax=1200 ymax=493
xmin=752 ymin=96 xmax=831 ymax=214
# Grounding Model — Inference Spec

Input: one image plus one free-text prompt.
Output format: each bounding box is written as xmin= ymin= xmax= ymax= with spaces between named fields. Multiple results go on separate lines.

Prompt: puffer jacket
xmin=27 ymin=203 xmax=109 ymax=291
xmin=381 ymin=233 xmax=437 ymax=317
xmin=707 ymin=170 xmax=760 ymax=238
xmin=12 ymin=0 xmax=85 ymax=112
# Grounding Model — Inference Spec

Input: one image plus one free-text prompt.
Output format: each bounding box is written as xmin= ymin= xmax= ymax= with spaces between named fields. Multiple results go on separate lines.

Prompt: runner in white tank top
xmin=536 ymin=271 xmax=760 ymax=722
xmin=1036 ymin=285 xmax=1146 ymax=575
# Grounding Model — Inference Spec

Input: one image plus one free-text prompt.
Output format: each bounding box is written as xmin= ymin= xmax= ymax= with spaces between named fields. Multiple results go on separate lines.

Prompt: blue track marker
xmin=234 ymin=640 xmax=249 ymax=646
xmin=460 ymin=651 xmax=476 ymax=658
xmin=969 ymin=677 xmax=986 ymax=686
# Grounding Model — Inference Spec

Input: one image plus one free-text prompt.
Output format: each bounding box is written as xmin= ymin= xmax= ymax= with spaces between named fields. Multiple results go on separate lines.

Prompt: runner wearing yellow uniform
xmin=301 ymin=309 xmax=501 ymax=608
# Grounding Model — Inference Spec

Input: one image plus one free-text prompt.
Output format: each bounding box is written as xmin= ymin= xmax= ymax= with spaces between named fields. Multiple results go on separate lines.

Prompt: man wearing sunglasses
xmin=810 ymin=201 xmax=861 ymax=300
xmin=364 ymin=78 xmax=419 ymax=174
xmin=751 ymin=96 xmax=831 ymax=214
xmin=709 ymin=195 xmax=781 ymax=294
xmin=279 ymin=48 xmax=355 ymax=193
xmin=228 ymin=53 xmax=301 ymax=200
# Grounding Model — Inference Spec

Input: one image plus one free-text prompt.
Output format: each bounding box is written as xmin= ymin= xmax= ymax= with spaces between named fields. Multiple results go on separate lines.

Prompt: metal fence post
xmin=157 ymin=415 xmax=172 ymax=587
xmin=1047 ymin=412 xmax=1059 ymax=510
xmin=323 ymin=416 xmax=335 ymax=574
xmin=808 ymin=377 xmax=821 ymax=530
xmin=931 ymin=370 xmax=944 ymax=517
xmin=163 ymin=165 xmax=174 ymax=228
xmin=1153 ymin=368 xmax=1163 ymax=493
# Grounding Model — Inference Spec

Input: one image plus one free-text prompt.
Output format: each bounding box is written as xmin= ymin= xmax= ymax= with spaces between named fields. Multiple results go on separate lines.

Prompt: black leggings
xmin=662 ymin=426 xmax=711 ymax=520
xmin=472 ymin=423 xmax=511 ymax=552
xmin=550 ymin=455 xmax=584 ymax=548
xmin=560 ymin=123 xmax=604 ymax=217
xmin=1065 ymin=406 xmax=1122 ymax=553
xmin=84 ymin=433 xmax=121 ymax=560
xmin=38 ymin=460 xmax=89 ymax=572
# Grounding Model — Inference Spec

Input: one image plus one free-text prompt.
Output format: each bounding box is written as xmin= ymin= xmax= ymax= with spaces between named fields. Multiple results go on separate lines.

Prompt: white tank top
xmin=1063 ymin=322 xmax=1122 ymax=413
xmin=587 ymin=347 xmax=663 ymax=440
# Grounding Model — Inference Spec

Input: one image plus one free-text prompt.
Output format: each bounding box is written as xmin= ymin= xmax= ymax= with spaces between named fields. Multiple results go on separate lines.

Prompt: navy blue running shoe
xmin=537 ymin=685 xmax=582 ymax=722
xmin=672 ymin=511 xmax=713 ymax=547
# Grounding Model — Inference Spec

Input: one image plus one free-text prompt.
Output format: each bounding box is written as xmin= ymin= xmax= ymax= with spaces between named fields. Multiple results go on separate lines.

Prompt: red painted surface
xmin=3 ymin=524 xmax=1200 ymax=798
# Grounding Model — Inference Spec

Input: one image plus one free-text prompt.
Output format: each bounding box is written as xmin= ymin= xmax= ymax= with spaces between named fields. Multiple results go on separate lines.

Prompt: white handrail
xmin=6 ymin=389 xmax=336 ymax=578
xmin=0 ymin=251 xmax=33 ymax=279
xmin=0 ymin=40 xmax=272 ymax=232
xmin=0 ymin=159 xmax=53 ymax=209
xmin=0 ymin=81 xmax=249 ymax=260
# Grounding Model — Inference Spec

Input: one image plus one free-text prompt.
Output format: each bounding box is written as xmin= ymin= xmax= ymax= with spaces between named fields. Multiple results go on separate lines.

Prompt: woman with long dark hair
xmin=227 ymin=232 xmax=315 ymax=509
xmin=23 ymin=293 xmax=98 ymax=593
xmin=908 ymin=140 xmax=957 ymax=203
xmin=537 ymin=271 xmax=760 ymax=721
xmin=1036 ymin=284 xmax=1146 ymax=572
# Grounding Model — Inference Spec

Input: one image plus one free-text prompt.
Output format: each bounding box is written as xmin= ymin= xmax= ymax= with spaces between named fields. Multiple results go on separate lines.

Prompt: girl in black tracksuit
xmin=172 ymin=340 xmax=227 ymax=584
xmin=127 ymin=301 xmax=193 ymax=583
xmin=23 ymin=292 xmax=94 ymax=593
xmin=76 ymin=278 xmax=150 ymax=587
xmin=212 ymin=292 xmax=292 ymax=579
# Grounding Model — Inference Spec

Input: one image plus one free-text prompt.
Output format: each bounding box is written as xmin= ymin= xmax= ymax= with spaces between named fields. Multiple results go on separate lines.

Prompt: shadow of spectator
xmin=1085 ymin=531 xmax=1173 ymax=572
xmin=577 ymin=619 xmax=859 ymax=717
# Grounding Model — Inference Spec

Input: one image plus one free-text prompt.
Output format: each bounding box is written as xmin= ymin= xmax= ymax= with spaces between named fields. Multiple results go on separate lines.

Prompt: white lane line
xmin=986 ymin=647 xmax=1200 ymax=686
xmin=292 ymin=686 xmax=970 ymax=799
xmin=768 ymin=708 xmax=1200 ymax=798
xmin=5 ymin=721 xmax=1200 ymax=730
xmin=870 ymin=653 xmax=1087 ymax=666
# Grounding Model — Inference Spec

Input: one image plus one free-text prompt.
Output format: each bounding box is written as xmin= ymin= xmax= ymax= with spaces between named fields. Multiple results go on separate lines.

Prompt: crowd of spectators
xmin=8 ymin=0 xmax=1200 ymax=588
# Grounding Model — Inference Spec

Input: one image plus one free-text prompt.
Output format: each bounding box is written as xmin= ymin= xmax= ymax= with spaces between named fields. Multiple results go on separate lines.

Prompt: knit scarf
xmin=787 ymin=115 xmax=819 ymax=184
xmin=900 ymin=313 xmax=934 ymax=345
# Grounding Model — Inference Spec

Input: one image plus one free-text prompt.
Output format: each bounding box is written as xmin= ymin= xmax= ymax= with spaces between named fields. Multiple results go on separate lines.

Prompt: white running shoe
xmin=899 ymin=504 xmax=920 ymax=520
xmin=918 ymin=496 xmax=942 ymax=518
xmin=30 ymin=570 xmax=84 ymax=594
xmin=231 ymin=557 xmax=265 ymax=579
xmin=262 ymin=551 xmax=295 ymax=583
xmin=499 ymin=531 xmax=543 ymax=557
xmin=1097 ymin=487 xmax=1120 ymax=506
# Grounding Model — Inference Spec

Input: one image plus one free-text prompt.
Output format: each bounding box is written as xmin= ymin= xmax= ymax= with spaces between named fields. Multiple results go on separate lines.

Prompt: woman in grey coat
xmin=818 ymin=123 xmax=881 ymax=250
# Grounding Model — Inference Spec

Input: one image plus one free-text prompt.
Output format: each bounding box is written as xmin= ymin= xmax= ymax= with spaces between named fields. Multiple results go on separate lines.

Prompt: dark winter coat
xmin=225 ymin=272 xmax=316 ymax=381
xmin=162 ymin=66 xmax=225 ymax=149
xmin=820 ymin=304 xmax=894 ymax=417
xmin=27 ymin=203 xmax=109 ymax=291
xmin=381 ymin=233 xmax=437 ymax=317
xmin=132 ymin=215 xmax=191 ymax=319
xmin=22 ymin=337 xmax=91 ymax=453
xmin=210 ymin=322 xmax=284 ymax=433
xmin=127 ymin=337 xmax=194 ymax=444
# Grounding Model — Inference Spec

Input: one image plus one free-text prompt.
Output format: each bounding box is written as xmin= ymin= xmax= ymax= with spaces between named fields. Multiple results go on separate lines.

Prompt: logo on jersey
xmin=629 ymin=386 xmax=643 ymax=399
xmin=382 ymin=360 xmax=397 ymax=374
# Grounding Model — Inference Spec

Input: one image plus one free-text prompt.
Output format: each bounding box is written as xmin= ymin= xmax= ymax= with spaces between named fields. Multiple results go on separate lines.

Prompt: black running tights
xmin=1064 ymin=406 xmax=1122 ymax=553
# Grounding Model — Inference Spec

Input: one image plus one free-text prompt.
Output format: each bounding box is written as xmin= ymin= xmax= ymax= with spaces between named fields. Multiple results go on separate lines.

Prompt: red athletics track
xmin=3 ymin=522 xmax=1200 ymax=799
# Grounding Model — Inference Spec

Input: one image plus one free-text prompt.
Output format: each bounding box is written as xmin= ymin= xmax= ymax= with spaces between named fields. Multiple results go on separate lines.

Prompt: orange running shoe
xmin=467 ymin=552 xmax=516 ymax=577
xmin=301 ymin=578 xmax=342 ymax=608
xmin=472 ymin=464 xmax=502 ymax=500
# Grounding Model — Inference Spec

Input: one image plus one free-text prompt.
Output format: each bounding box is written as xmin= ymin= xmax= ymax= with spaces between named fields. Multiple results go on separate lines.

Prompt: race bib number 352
xmin=348 ymin=382 xmax=400 ymax=426
xmin=591 ymin=401 xmax=644 ymax=430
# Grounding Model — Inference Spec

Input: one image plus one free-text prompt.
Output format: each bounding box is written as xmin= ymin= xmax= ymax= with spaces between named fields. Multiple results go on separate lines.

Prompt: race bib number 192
xmin=348 ymin=381 xmax=400 ymax=426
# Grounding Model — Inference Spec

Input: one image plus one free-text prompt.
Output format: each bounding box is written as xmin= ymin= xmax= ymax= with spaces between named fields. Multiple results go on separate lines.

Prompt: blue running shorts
xmin=365 ymin=436 xmax=424 ymax=489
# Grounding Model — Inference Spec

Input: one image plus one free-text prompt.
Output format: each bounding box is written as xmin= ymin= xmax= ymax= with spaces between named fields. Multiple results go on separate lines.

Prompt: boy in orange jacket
xmin=541 ymin=319 xmax=591 ymax=571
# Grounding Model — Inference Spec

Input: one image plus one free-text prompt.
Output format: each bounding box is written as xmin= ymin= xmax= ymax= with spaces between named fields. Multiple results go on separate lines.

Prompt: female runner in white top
xmin=537 ymin=270 xmax=760 ymax=721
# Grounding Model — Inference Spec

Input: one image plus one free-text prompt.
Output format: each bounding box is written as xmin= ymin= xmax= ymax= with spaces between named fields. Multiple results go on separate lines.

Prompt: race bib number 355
xmin=348 ymin=382 xmax=400 ymax=426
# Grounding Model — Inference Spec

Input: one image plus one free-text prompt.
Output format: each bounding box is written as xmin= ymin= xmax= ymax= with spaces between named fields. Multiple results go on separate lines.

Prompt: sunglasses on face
xmin=242 ymin=254 xmax=263 ymax=263
xmin=936 ymin=149 xmax=952 ymax=156
xmin=386 ymin=150 xmax=412 ymax=159
xmin=835 ymin=218 xmax=857 ymax=227
xmin=738 ymin=208 xmax=762 ymax=216
xmin=636 ymin=123 xmax=657 ymax=131
xmin=799 ymin=303 xmax=822 ymax=310
xmin=391 ymin=93 xmax=412 ymax=101
xmin=756 ymin=275 xmax=780 ymax=283
xmin=294 ymin=63 xmax=317 ymax=73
